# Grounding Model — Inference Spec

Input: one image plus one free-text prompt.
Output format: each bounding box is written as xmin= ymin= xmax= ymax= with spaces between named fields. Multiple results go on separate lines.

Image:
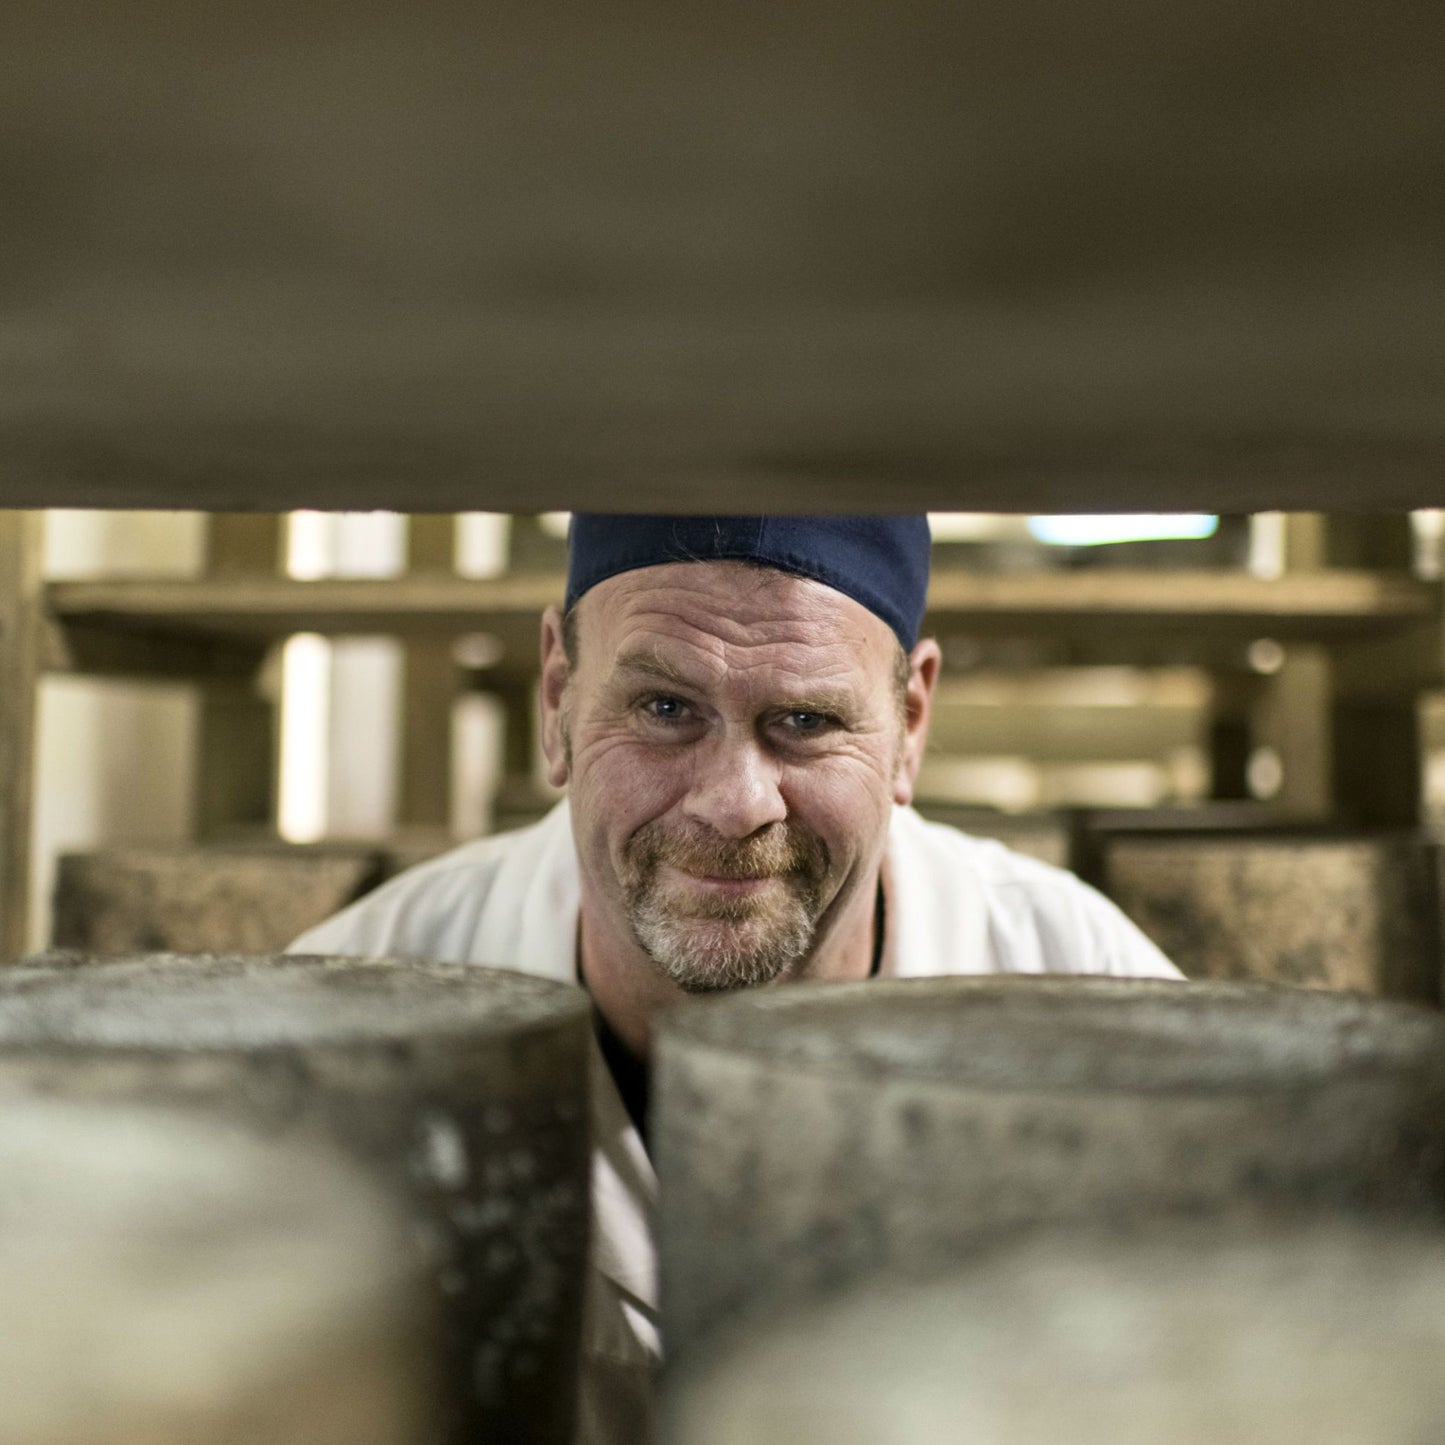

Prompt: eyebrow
xmin=611 ymin=651 xmax=699 ymax=691
xmin=610 ymin=651 xmax=861 ymax=717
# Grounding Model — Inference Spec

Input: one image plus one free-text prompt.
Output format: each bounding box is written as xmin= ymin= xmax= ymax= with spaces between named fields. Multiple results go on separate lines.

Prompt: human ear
xmin=539 ymin=606 xmax=571 ymax=788
xmin=893 ymin=638 xmax=941 ymax=806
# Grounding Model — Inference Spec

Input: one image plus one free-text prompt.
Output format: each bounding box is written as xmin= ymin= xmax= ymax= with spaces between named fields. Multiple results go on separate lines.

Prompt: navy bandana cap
xmin=564 ymin=515 xmax=932 ymax=651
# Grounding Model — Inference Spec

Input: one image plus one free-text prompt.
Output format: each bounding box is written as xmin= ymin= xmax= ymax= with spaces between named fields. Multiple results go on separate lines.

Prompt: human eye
xmin=640 ymin=694 xmax=693 ymax=726
xmin=777 ymin=708 xmax=839 ymax=738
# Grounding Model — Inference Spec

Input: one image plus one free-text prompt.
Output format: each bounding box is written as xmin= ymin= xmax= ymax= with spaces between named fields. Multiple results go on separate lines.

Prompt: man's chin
xmin=632 ymin=912 xmax=810 ymax=993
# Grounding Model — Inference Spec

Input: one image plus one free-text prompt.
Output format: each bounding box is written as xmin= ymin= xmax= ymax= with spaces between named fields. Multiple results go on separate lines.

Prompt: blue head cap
xmin=564 ymin=515 xmax=932 ymax=651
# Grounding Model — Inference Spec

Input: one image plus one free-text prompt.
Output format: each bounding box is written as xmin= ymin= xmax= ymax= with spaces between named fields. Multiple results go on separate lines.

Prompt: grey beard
xmin=618 ymin=818 xmax=831 ymax=993
xmin=629 ymin=885 xmax=818 ymax=993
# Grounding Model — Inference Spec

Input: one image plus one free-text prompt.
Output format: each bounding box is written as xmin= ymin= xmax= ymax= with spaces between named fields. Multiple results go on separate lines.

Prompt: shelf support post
xmin=195 ymin=515 xmax=284 ymax=839
xmin=397 ymin=516 xmax=460 ymax=833
xmin=0 ymin=512 xmax=46 ymax=961
xmin=1323 ymin=515 xmax=1424 ymax=826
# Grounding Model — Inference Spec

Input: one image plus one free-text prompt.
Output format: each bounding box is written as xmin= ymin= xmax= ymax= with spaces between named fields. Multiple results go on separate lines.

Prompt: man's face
xmin=540 ymin=561 xmax=935 ymax=993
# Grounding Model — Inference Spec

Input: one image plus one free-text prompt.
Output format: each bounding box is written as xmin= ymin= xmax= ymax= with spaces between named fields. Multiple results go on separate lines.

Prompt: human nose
xmin=681 ymin=733 xmax=787 ymax=839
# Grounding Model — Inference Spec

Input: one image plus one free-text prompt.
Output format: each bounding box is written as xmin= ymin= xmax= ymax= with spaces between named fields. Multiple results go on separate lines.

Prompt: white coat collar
xmin=884 ymin=804 xmax=993 ymax=977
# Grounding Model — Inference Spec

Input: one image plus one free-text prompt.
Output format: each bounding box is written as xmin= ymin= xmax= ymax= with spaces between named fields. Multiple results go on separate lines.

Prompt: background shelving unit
xmin=6 ymin=508 xmax=1443 ymax=960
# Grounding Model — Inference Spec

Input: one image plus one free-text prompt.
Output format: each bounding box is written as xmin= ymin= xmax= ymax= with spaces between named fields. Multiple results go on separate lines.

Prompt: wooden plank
xmin=0 ymin=513 xmax=45 ymax=960
xmin=45 ymin=570 xmax=1437 ymax=647
xmin=1275 ymin=514 xmax=1429 ymax=825
xmin=922 ymin=570 xmax=1437 ymax=630
xmin=488 ymin=675 xmax=553 ymax=833
xmin=927 ymin=704 xmax=1204 ymax=763
xmin=47 ymin=574 xmax=564 ymax=640
xmin=1334 ymin=698 xmax=1424 ymax=827
xmin=1205 ymin=670 xmax=1258 ymax=801
xmin=1330 ymin=623 xmax=1445 ymax=702
xmin=44 ymin=619 xmax=263 ymax=680
xmin=205 ymin=514 xmax=286 ymax=575
xmin=195 ymin=516 xmax=285 ymax=839
xmin=0 ymin=0 xmax=1442 ymax=514
xmin=397 ymin=517 xmax=459 ymax=830
xmin=397 ymin=641 xmax=458 ymax=829
xmin=1251 ymin=644 xmax=1334 ymax=819
xmin=193 ymin=647 xmax=280 ymax=838
xmin=1323 ymin=515 xmax=1416 ymax=571
xmin=1280 ymin=513 xmax=1418 ymax=575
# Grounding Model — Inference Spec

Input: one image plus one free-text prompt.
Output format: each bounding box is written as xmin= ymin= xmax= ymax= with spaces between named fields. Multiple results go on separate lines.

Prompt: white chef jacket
xmin=289 ymin=801 xmax=1180 ymax=1444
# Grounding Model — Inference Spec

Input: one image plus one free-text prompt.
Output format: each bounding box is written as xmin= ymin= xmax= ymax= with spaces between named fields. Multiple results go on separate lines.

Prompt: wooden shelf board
xmin=47 ymin=574 xmax=563 ymax=636
xmin=42 ymin=570 xmax=1438 ymax=678
xmin=924 ymin=570 xmax=1439 ymax=635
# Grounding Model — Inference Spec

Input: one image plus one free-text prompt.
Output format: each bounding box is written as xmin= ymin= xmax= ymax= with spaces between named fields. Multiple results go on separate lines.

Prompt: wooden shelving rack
xmin=6 ymin=507 xmax=1442 ymax=959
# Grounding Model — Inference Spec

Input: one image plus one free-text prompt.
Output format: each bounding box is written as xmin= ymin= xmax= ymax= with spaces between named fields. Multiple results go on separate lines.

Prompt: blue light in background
xmin=1027 ymin=515 xmax=1220 ymax=547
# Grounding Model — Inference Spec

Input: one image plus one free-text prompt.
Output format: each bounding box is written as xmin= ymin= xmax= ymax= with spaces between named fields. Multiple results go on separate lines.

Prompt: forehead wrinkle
xmin=610 ymin=600 xmax=848 ymax=675
xmin=615 ymin=582 xmax=871 ymax=661
xmin=582 ymin=561 xmax=900 ymax=704
xmin=594 ymin=562 xmax=883 ymax=643
xmin=621 ymin=598 xmax=833 ymax=655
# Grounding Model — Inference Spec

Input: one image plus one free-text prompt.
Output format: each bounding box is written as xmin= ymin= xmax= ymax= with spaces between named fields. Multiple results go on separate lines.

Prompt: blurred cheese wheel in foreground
xmin=656 ymin=976 xmax=1445 ymax=1360
xmin=667 ymin=1225 xmax=1445 ymax=1445
xmin=0 ymin=1096 xmax=434 ymax=1445
xmin=0 ymin=954 xmax=593 ymax=1445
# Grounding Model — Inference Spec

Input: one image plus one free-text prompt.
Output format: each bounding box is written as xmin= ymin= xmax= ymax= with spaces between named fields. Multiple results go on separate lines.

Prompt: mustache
xmin=626 ymin=820 xmax=829 ymax=881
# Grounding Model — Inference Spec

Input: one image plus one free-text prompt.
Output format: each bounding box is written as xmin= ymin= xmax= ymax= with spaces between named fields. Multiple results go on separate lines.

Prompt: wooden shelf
xmin=42 ymin=569 xmax=1439 ymax=678
xmin=10 ymin=504 xmax=1444 ymax=963
xmin=43 ymin=574 xmax=565 ymax=677
xmin=47 ymin=574 xmax=563 ymax=637
xmin=923 ymin=570 xmax=1438 ymax=637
